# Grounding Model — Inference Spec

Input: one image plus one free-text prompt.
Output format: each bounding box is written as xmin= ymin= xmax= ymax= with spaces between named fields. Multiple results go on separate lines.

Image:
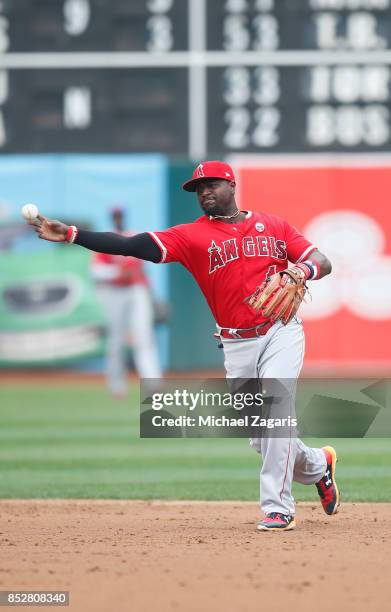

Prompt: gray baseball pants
xmin=222 ymin=319 xmax=327 ymax=516
xmin=97 ymin=284 xmax=162 ymax=395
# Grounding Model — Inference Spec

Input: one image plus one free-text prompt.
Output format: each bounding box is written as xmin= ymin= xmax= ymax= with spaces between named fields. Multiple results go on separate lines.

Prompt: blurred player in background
xmin=91 ymin=207 xmax=161 ymax=398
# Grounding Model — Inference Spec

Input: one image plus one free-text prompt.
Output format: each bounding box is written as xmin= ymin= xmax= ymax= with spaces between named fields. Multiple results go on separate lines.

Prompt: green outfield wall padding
xmin=167 ymin=162 xmax=224 ymax=371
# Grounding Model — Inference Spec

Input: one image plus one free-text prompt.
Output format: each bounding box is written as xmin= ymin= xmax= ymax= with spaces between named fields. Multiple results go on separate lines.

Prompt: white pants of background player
xmin=222 ymin=319 xmax=327 ymax=516
xmin=97 ymin=284 xmax=162 ymax=395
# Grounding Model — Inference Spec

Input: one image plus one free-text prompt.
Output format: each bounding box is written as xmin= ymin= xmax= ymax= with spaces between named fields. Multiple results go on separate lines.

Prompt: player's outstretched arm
xmin=28 ymin=215 xmax=162 ymax=263
xmin=75 ymin=228 xmax=162 ymax=262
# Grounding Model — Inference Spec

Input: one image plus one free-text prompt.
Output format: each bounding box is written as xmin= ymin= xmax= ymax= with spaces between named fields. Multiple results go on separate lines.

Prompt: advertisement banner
xmin=232 ymin=158 xmax=391 ymax=372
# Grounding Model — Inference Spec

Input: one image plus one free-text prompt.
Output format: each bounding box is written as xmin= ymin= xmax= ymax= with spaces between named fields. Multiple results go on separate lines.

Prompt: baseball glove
xmin=246 ymin=267 xmax=307 ymax=325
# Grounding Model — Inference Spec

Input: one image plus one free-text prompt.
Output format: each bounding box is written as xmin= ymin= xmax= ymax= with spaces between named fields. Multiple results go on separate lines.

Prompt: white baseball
xmin=21 ymin=203 xmax=39 ymax=221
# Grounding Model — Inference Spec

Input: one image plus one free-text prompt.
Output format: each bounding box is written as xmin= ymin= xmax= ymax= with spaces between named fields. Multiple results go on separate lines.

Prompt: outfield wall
xmin=0 ymin=154 xmax=390 ymax=373
xmin=0 ymin=154 xmax=170 ymax=367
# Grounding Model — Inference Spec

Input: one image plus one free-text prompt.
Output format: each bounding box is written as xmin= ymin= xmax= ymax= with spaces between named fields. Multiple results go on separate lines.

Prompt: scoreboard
xmin=0 ymin=0 xmax=391 ymax=155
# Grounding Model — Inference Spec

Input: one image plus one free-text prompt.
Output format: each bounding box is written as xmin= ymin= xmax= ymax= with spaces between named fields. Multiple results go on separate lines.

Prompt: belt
xmin=215 ymin=321 xmax=274 ymax=340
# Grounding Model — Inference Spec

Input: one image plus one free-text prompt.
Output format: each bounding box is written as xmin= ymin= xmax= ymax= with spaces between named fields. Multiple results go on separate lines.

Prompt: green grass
xmin=0 ymin=384 xmax=390 ymax=501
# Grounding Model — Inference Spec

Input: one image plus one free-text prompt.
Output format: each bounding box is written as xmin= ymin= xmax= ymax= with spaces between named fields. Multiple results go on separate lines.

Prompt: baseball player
xmin=29 ymin=160 xmax=340 ymax=531
xmin=91 ymin=206 xmax=162 ymax=398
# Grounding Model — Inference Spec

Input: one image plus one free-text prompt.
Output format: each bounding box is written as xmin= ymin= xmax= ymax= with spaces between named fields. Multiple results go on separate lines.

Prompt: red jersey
xmin=149 ymin=211 xmax=316 ymax=329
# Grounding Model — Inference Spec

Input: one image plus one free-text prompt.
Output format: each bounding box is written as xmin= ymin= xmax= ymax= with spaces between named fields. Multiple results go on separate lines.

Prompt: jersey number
xmin=265 ymin=265 xmax=277 ymax=280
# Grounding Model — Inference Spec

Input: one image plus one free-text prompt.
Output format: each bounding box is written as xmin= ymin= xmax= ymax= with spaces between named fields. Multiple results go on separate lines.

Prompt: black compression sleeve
xmin=74 ymin=230 xmax=162 ymax=263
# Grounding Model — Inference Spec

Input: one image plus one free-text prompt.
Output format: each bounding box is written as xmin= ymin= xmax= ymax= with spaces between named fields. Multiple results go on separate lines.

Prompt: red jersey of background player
xmin=149 ymin=211 xmax=316 ymax=329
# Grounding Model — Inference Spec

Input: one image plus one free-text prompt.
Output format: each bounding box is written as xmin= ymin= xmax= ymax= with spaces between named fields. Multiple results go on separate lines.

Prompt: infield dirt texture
xmin=0 ymin=376 xmax=390 ymax=611
xmin=1 ymin=500 xmax=390 ymax=612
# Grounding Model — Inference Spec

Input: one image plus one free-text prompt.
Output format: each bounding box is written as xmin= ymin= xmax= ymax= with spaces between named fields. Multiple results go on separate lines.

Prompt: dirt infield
xmin=0 ymin=500 xmax=389 ymax=612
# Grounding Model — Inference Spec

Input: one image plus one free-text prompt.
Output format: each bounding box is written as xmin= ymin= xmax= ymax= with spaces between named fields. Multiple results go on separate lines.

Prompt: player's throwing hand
xmin=28 ymin=214 xmax=68 ymax=242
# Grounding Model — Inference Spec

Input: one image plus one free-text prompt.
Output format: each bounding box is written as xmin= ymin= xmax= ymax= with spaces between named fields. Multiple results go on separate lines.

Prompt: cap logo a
xmin=196 ymin=164 xmax=205 ymax=178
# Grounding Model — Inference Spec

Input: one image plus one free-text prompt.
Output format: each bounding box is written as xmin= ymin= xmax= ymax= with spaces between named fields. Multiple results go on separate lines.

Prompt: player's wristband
xmin=65 ymin=225 xmax=78 ymax=244
xmin=292 ymin=263 xmax=312 ymax=281
xmin=302 ymin=260 xmax=320 ymax=280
